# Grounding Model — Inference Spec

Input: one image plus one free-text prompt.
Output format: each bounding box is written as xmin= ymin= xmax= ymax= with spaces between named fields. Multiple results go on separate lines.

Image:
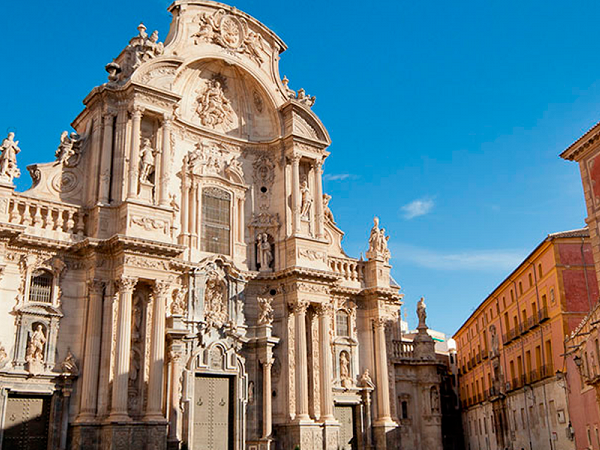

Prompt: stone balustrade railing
xmin=7 ymin=195 xmax=86 ymax=237
xmin=391 ymin=340 xmax=415 ymax=359
xmin=328 ymin=256 xmax=364 ymax=282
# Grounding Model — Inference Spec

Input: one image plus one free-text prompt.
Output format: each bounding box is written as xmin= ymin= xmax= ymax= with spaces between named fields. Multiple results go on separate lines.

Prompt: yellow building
xmin=454 ymin=229 xmax=597 ymax=450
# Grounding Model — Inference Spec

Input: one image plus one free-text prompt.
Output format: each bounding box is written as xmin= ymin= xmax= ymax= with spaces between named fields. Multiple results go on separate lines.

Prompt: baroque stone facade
xmin=0 ymin=2 xmax=444 ymax=449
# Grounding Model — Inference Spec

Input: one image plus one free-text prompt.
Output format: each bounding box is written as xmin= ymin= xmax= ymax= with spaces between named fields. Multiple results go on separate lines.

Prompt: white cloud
xmin=401 ymin=198 xmax=435 ymax=219
xmin=323 ymin=173 xmax=353 ymax=181
xmin=390 ymin=243 xmax=526 ymax=272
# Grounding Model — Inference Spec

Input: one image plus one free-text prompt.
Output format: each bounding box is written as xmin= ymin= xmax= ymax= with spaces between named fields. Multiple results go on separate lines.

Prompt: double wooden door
xmin=335 ymin=404 xmax=357 ymax=450
xmin=194 ymin=375 xmax=233 ymax=450
xmin=2 ymin=395 xmax=51 ymax=450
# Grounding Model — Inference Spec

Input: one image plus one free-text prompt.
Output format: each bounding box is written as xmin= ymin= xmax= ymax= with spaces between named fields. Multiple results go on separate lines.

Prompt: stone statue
xmin=26 ymin=324 xmax=46 ymax=374
xmin=257 ymin=296 xmax=273 ymax=325
xmin=300 ymin=180 xmax=312 ymax=218
xmin=256 ymin=233 xmax=273 ymax=271
xmin=366 ymin=216 xmax=391 ymax=261
xmin=0 ymin=132 xmax=21 ymax=183
xmin=417 ymin=297 xmax=427 ymax=328
xmin=0 ymin=343 xmax=9 ymax=369
xmin=139 ymin=138 xmax=155 ymax=183
xmin=60 ymin=349 xmax=79 ymax=376
xmin=340 ymin=351 xmax=352 ymax=388
xmin=171 ymin=288 xmax=188 ymax=316
xmin=196 ymin=78 xmax=234 ymax=128
xmin=359 ymin=368 xmax=374 ymax=388
xmin=323 ymin=193 xmax=335 ymax=223
xmin=55 ymin=131 xmax=81 ymax=166
xmin=204 ymin=271 xmax=228 ymax=328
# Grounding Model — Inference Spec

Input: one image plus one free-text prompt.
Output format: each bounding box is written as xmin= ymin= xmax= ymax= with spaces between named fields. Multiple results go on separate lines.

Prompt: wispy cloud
xmin=401 ymin=197 xmax=435 ymax=219
xmin=323 ymin=173 xmax=354 ymax=182
xmin=390 ymin=243 xmax=526 ymax=272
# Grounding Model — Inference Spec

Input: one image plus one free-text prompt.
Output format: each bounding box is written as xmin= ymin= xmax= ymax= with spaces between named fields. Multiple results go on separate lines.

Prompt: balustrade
xmin=391 ymin=340 xmax=415 ymax=359
xmin=328 ymin=256 xmax=364 ymax=282
xmin=7 ymin=196 xmax=85 ymax=237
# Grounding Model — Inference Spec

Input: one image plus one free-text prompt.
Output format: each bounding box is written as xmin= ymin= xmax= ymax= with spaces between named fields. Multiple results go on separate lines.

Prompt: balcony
xmin=538 ymin=307 xmax=549 ymax=322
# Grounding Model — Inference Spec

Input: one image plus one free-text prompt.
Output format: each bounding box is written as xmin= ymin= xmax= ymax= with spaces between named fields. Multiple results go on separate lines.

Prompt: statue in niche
xmin=139 ymin=138 xmax=155 ymax=183
xmin=257 ymin=296 xmax=273 ymax=325
xmin=417 ymin=297 xmax=427 ymax=328
xmin=26 ymin=324 xmax=46 ymax=374
xmin=196 ymin=78 xmax=234 ymax=128
xmin=60 ymin=349 xmax=78 ymax=375
xmin=55 ymin=131 xmax=81 ymax=166
xmin=340 ymin=351 xmax=352 ymax=388
xmin=0 ymin=343 xmax=8 ymax=369
xmin=430 ymin=386 xmax=440 ymax=413
xmin=367 ymin=216 xmax=391 ymax=261
xmin=256 ymin=233 xmax=273 ymax=271
xmin=300 ymin=180 xmax=312 ymax=219
xmin=0 ymin=132 xmax=21 ymax=183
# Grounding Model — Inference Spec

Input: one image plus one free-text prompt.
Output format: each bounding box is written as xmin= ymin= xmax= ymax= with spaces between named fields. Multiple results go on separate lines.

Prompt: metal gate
xmin=2 ymin=394 xmax=51 ymax=450
xmin=335 ymin=405 xmax=357 ymax=450
xmin=194 ymin=375 xmax=233 ymax=450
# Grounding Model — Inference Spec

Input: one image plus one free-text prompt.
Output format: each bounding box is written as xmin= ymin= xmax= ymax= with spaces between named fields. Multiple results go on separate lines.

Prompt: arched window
xmin=201 ymin=187 xmax=231 ymax=255
xmin=336 ymin=311 xmax=350 ymax=337
xmin=29 ymin=270 xmax=53 ymax=303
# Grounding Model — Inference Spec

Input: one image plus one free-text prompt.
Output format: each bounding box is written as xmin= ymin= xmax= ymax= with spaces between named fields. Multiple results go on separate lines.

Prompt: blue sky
xmin=2 ymin=0 xmax=598 ymax=335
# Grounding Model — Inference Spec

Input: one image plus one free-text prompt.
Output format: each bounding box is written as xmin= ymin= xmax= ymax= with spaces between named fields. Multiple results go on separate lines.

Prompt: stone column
xmin=76 ymin=279 xmax=105 ymax=422
xmin=99 ymin=112 xmax=115 ymax=204
xmin=180 ymin=175 xmax=189 ymax=244
xmin=314 ymin=159 xmax=324 ymax=239
xmin=190 ymin=182 xmax=198 ymax=248
xmin=317 ymin=303 xmax=335 ymax=421
xmin=145 ymin=280 xmax=170 ymax=421
xmin=373 ymin=317 xmax=392 ymax=423
xmin=262 ymin=359 xmax=274 ymax=438
xmin=290 ymin=154 xmax=301 ymax=235
xmin=159 ymin=115 xmax=172 ymax=207
xmin=127 ymin=107 xmax=143 ymax=200
xmin=108 ymin=276 xmax=137 ymax=422
xmin=293 ymin=300 xmax=311 ymax=421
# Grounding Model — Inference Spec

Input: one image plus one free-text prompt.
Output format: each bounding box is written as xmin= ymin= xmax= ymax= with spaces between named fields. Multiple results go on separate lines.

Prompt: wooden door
xmin=335 ymin=405 xmax=357 ymax=450
xmin=194 ymin=375 xmax=232 ymax=450
xmin=2 ymin=395 xmax=51 ymax=450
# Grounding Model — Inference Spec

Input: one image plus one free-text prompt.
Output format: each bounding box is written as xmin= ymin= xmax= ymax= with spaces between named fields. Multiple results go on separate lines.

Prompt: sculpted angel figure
xmin=300 ymin=180 xmax=312 ymax=218
xmin=139 ymin=139 xmax=155 ymax=183
xmin=257 ymin=296 xmax=273 ymax=325
xmin=0 ymin=132 xmax=21 ymax=182
xmin=323 ymin=194 xmax=335 ymax=223
xmin=55 ymin=131 xmax=80 ymax=165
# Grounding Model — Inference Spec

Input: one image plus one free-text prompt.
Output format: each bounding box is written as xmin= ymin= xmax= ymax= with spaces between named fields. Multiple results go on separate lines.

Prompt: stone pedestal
xmin=139 ymin=181 xmax=154 ymax=203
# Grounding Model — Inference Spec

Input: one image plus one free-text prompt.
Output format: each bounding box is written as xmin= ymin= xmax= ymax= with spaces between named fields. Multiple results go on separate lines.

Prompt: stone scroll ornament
xmin=0 ymin=132 xmax=21 ymax=183
xmin=366 ymin=216 xmax=391 ymax=262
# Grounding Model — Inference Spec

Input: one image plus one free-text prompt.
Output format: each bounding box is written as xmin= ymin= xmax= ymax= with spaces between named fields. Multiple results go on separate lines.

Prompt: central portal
xmin=194 ymin=375 xmax=233 ymax=450
xmin=335 ymin=405 xmax=357 ymax=450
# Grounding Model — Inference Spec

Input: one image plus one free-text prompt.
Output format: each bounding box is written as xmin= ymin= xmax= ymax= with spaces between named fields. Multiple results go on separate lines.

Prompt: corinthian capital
xmin=289 ymin=299 xmax=309 ymax=315
xmin=153 ymin=279 xmax=172 ymax=298
xmin=116 ymin=276 xmax=138 ymax=293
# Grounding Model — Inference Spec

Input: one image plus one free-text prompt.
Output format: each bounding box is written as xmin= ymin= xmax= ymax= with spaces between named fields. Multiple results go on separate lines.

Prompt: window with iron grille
xmin=336 ymin=311 xmax=349 ymax=337
xmin=201 ymin=187 xmax=231 ymax=255
xmin=29 ymin=270 xmax=53 ymax=303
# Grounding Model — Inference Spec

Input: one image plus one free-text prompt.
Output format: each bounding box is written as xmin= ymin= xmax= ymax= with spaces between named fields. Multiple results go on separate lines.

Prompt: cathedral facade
xmin=0 ymin=2 xmax=444 ymax=449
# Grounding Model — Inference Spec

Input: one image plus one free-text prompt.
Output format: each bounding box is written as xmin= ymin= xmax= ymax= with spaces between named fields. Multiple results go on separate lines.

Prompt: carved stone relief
xmin=191 ymin=9 xmax=271 ymax=65
xmin=204 ymin=270 xmax=228 ymax=329
xmin=196 ymin=77 xmax=234 ymax=129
